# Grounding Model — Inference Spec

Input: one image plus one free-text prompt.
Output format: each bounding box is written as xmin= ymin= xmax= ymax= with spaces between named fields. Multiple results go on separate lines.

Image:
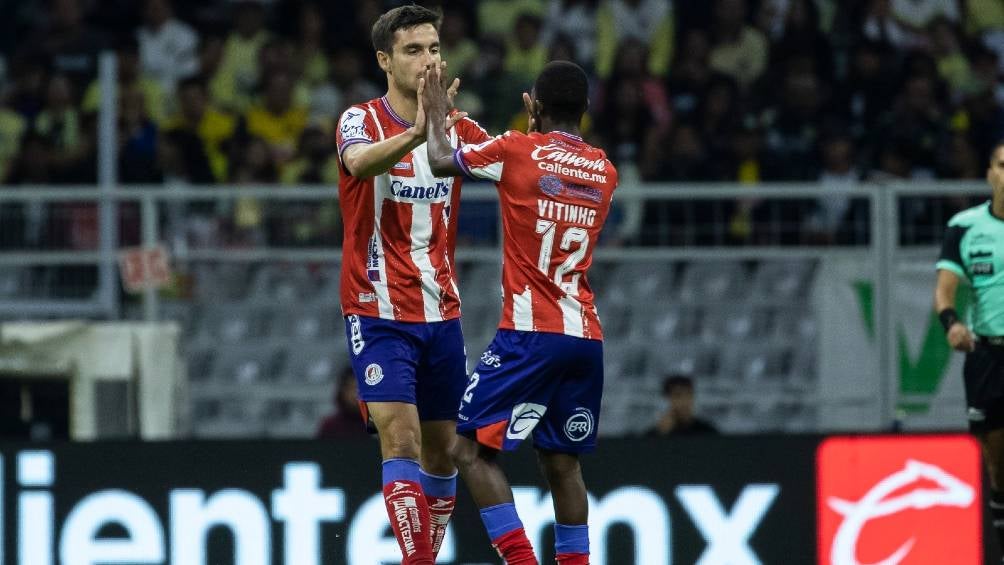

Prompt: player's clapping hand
xmin=418 ymin=63 xmax=466 ymax=131
xmin=522 ymin=92 xmax=539 ymax=133
xmin=947 ymin=322 xmax=976 ymax=352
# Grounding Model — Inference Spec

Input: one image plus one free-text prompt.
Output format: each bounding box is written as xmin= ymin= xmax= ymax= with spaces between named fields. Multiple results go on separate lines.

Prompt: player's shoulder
xmin=947 ymin=201 xmax=991 ymax=227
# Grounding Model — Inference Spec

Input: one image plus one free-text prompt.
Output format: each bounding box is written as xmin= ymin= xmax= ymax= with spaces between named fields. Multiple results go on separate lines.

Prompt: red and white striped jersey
xmin=336 ymin=96 xmax=490 ymax=322
xmin=455 ymin=130 xmax=618 ymax=340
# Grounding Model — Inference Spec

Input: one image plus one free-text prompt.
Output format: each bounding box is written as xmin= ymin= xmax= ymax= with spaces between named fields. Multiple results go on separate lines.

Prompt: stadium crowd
xmin=1 ymin=0 xmax=1004 ymax=248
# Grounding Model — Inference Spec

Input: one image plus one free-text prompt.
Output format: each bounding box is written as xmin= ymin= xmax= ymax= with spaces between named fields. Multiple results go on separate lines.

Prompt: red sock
xmin=383 ymin=480 xmax=435 ymax=565
xmin=491 ymin=527 xmax=539 ymax=565
xmin=556 ymin=553 xmax=590 ymax=565
xmin=425 ymin=493 xmax=454 ymax=557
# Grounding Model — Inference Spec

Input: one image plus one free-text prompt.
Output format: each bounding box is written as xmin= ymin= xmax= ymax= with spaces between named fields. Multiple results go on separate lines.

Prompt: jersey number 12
xmin=536 ymin=219 xmax=588 ymax=296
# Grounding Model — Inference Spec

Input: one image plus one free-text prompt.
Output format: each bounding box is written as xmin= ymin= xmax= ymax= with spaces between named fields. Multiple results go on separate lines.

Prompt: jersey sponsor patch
xmin=364 ymin=363 xmax=384 ymax=385
xmin=564 ymin=407 xmax=594 ymax=441
xmin=972 ymin=261 xmax=994 ymax=275
xmin=506 ymin=402 xmax=547 ymax=440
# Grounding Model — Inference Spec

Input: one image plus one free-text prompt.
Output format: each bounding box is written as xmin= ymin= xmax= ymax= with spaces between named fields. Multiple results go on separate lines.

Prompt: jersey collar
xmin=551 ymin=131 xmax=584 ymax=142
xmin=380 ymin=96 xmax=413 ymax=128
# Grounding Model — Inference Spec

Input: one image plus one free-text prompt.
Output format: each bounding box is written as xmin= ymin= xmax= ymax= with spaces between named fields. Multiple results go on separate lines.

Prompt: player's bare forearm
xmin=341 ymin=132 xmax=424 ymax=179
xmin=422 ymin=68 xmax=462 ymax=177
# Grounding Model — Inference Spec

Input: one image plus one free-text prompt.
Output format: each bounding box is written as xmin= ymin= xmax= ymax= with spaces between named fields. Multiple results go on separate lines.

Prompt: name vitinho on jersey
xmin=531 ymin=143 xmax=608 ymax=183
xmin=538 ymin=199 xmax=597 ymax=227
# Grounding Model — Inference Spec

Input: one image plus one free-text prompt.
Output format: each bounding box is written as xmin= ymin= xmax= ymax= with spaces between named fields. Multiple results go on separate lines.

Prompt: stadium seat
xmin=282 ymin=342 xmax=346 ymax=384
xmin=750 ymin=259 xmax=816 ymax=303
xmin=273 ymin=306 xmax=342 ymax=341
xmin=210 ymin=344 xmax=285 ymax=384
xmin=677 ymin=260 xmax=747 ymax=303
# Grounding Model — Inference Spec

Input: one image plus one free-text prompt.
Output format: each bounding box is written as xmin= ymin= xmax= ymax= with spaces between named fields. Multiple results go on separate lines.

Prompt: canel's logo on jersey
xmin=388 ymin=179 xmax=451 ymax=202
xmin=564 ymin=408 xmax=594 ymax=442
xmin=817 ymin=435 xmax=981 ymax=565
xmin=506 ymin=403 xmax=547 ymax=440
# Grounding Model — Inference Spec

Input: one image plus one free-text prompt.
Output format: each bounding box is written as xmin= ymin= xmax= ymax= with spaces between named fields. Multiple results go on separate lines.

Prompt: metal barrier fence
xmin=0 ymin=181 xmax=992 ymax=433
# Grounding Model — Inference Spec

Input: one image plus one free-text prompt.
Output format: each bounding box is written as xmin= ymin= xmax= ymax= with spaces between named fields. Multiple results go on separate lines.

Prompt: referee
xmin=935 ymin=141 xmax=1004 ymax=560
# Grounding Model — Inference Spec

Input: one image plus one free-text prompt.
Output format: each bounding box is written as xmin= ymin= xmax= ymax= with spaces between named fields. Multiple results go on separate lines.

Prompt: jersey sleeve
xmin=336 ymin=106 xmax=378 ymax=160
xmin=454 ymin=115 xmax=491 ymax=145
xmin=936 ymin=224 xmax=968 ymax=278
xmin=455 ymin=132 xmax=510 ymax=182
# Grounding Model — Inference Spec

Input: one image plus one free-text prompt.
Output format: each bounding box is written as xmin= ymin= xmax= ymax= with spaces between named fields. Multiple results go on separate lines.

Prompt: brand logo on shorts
xmin=564 ymin=408 xmax=594 ymax=442
xmin=506 ymin=402 xmax=547 ymax=440
xmin=364 ymin=363 xmax=384 ymax=386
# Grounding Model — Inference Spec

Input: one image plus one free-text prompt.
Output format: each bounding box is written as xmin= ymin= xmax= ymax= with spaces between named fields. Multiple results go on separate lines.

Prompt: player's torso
xmin=497 ymin=131 xmax=618 ymax=339
xmin=338 ymin=98 xmax=463 ymax=323
xmin=956 ymin=204 xmax=1004 ymax=334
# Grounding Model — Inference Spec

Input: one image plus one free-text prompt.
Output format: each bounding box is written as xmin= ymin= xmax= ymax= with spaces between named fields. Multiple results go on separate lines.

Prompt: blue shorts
xmin=457 ymin=329 xmax=603 ymax=453
xmin=344 ymin=314 xmax=467 ymax=421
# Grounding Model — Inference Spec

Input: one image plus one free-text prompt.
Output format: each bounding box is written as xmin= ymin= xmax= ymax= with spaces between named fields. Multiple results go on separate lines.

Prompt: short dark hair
xmin=662 ymin=374 xmax=694 ymax=395
xmin=533 ymin=60 xmax=589 ymax=124
xmin=371 ymin=5 xmax=442 ymax=54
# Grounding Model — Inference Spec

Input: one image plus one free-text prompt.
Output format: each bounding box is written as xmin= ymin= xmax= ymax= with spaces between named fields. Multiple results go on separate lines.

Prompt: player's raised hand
xmin=411 ymin=74 xmax=428 ymax=139
xmin=523 ymin=92 xmax=539 ymax=133
xmin=947 ymin=322 xmax=976 ymax=352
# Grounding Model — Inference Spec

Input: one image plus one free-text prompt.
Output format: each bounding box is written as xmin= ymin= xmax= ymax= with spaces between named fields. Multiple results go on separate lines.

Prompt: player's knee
xmin=537 ymin=450 xmax=580 ymax=484
xmin=450 ymin=435 xmax=480 ymax=472
xmin=381 ymin=427 xmax=421 ymax=459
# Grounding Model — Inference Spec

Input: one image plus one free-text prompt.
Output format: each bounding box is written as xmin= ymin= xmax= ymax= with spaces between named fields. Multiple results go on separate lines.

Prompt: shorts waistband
xmin=978 ymin=335 xmax=1004 ymax=346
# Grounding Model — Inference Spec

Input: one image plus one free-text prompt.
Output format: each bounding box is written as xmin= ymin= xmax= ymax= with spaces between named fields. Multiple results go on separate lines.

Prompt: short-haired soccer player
xmin=422 ymin=60 xmax=619 ymax=565
xmin=334 ymin=5 xmax=490 ymax=564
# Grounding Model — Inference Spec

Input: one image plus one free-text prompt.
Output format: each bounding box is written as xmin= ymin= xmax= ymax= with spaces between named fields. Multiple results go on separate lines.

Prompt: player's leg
xmin=537 ymin=449 xmax=590 ymax=565
xmin=532 ymin=336 xmax=603 ymax=565
xmin=454 ymin=330 xmax=561 ymax=565
xmin=453 ymin=434 xmax=538 ymax=565
xmin=415 ymin=318 xmax=468 ymax=557
xmin=345 ymin=315 xmax=435 ymax=565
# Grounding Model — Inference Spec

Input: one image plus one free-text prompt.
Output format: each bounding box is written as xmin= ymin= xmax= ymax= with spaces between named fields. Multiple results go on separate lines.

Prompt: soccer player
xmin=334 ymin=6 xmax=490 ymax=564
xmin=934 ymin=141 xmax=1004 ymax=562
xmin=422 ymin=61 xmax=618 ymax=565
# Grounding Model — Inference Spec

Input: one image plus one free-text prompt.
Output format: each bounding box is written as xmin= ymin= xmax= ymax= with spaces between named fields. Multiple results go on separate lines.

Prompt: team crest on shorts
xmin=364 ymin=363 xmax=384 ymax=386
xmin=564 ymin=408 xmax=594 ymax=442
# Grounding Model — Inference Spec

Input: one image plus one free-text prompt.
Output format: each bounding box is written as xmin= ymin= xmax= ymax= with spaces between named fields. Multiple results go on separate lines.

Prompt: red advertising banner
xmin=817 ymin=435 xmax=982 ymax=565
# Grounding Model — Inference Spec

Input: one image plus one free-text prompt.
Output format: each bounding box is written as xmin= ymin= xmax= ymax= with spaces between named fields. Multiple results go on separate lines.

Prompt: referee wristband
xmin=938 ymin=308 xmax=959 ymax=332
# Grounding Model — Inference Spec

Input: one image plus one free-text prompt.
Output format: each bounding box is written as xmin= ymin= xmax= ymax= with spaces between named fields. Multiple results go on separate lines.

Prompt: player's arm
xmin=341 ymin=127 xmax=426 ymax=179
xmin=421 ymin=68 xmax=463 ymax=177
xmin=935 ymin=224 xmax=974 ymax=352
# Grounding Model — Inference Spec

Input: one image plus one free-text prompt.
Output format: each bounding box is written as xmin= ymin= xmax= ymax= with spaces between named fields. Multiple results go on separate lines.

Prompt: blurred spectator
xmin=293 ymin=2 xmax=330 ymax=88
xmin=855 ymin=0 xmax=924 ymax=50
xmin=708 ymin=0 xmax=769 ymax=90
xmin=649 ymin=122 xmax=716 ymax=181
xmin=871 ymin=73 xmax=947 ymax=176
xmin=117 ymin=85 xmax=161 ymax=183
xmin=7 ymin=57 xmax=49 ymax=120
xmin=928 ymin=17 xmax=981 ymax=101
xmin=257 ymin=38 xmax=311 ymax=109
xmin=698 ymin=75 xmax=742 ymax=164
xmin=137 ymin=0 xmax=200 ymax=94
xmin=243 ymin=71 xmax=307 ymax=167
xmin=803 ymin=133 xmax=860 ymax=243
xmin=478 ymin=0 xmax=545 ymax=39
xmin=667 ymin=29 xmax=718 ymax=122
xmin=645 ymin=375 xmax=718 ymax=437
xmin=210 ymin=0 xmax=270 ymax=112
xmin=0 ymin=95 xmax=28 ymax=182
xmin=316 ymin=367 xmax=367 ymax=440
xmin=230 ymin=136 xmax=276 ymax=244
xmin=308 ymin=48 xmax=380 ymax=128
xmin=280 ymin=126 xmax=337 ymax=185
xmin=82 ymin=37 xmax=166 ymax=125
xmin=504 ymin=12 xmax=548 ymax=87
xmin=20 ymin=0 xmax=107 ymax=88
xmin=768 ymin=0 xmax=834 ymax=83
xmin=440 ymin=10 xmax=479 ymax=80
xmin=163 ymin=76 xmax=236 ymax=182
xmin=831 ymin=40 xmax=898 ymax=140
xmin=596 ymin=0 xmax=674 ymax=79
xmin=33 ymin=74 xmax=93 ymax=183
xmin=890 ymin=0 xmax=959 ymax=31
xmin=541 ymin=0 xmax=598 ymax=68
xmin=466 ymin=38 xmax=525 ymax=133
xmin=758 ymin=68 xmax=827 ymax=180
xmin=274 ymin=127 xmax=340 ymax=246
